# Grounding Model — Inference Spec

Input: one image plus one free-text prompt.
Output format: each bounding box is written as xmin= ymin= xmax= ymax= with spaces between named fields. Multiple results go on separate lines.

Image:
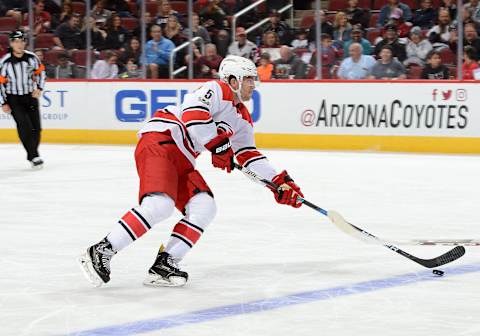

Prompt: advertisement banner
xmin=0 ymin=80 xmax=479 ymax=152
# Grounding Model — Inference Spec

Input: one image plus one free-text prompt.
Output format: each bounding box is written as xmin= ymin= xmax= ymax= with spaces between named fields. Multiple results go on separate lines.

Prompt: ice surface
xmin=1 ymin=144 xmax=479 ymax=336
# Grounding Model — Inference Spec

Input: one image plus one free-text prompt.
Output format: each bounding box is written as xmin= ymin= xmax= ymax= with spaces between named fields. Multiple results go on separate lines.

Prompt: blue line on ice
xmin=68 ymin=263 xmax=480 ymax=336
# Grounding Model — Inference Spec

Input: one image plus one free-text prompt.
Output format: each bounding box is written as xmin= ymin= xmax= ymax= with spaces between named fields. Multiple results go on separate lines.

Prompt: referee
xmin=0 ymin=30 xmax=46 ymax=169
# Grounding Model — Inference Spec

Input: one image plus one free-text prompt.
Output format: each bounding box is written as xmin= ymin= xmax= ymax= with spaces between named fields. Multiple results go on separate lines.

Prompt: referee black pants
xmin=7 ymin=94 xmax=41 ymax=161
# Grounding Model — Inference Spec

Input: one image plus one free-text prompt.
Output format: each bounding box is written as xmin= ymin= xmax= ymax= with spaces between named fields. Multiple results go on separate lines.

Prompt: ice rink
xmin=1 ymin=143 xmax=479 ymax=336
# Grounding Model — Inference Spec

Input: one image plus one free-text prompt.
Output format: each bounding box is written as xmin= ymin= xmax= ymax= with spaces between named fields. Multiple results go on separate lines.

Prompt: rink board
xmin=0 ymin=80 xmax=479 ymax=153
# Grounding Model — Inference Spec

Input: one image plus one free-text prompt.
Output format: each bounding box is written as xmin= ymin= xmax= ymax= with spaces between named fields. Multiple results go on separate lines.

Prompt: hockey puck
xmin=432 ymin=269 xmax=444 ymax=276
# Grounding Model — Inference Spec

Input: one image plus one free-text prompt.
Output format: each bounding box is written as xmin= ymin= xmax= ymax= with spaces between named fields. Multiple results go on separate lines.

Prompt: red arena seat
xmin=0 ymin=17 xmax=18 ymax=33
xmin=71 ymin=1 xmax=86 ymax=15
xmin=121 ymin=17 xmax=139 ymax=31
xmin=35 ymin=33 xmax=55 ymax=49
xmin=300 ymin=15 xmax=315 ymax=29
xmin=71 ymin=49 xmax=96 ymax=67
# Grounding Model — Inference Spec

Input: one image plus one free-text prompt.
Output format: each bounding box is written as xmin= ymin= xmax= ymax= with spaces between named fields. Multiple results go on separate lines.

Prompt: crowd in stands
xmin=0 ymin=0 xmax=479 ymax=80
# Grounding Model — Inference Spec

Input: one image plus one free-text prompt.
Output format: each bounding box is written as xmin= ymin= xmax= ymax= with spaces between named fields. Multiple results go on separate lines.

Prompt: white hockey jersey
xmin=138 ymin=80 xmax=277 ymax=180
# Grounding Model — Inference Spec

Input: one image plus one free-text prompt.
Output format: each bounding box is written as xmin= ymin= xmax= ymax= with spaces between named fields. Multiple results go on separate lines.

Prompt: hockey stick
xmin=385 ymin=239 xmax=480 ymax=247
xmin=234 ymin=163 xmax=466 ymax=268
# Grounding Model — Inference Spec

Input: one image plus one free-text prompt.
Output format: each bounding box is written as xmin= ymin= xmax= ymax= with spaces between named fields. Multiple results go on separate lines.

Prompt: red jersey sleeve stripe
xmin=182 ymin=110 xmax=212 ymax=123
xmin=236 ymin=150 xmax=264 ymax=166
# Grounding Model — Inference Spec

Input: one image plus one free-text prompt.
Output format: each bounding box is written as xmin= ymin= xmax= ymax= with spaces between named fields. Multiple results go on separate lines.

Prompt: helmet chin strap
xmin=226 ymin=75 xmax=245 ymax=103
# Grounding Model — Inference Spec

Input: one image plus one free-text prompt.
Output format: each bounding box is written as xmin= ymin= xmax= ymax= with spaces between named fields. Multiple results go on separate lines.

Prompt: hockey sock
xmin=166 ymin=193 xmax=216 ymax=261
xmin=107 ymin=193 xmax=175 ymax=251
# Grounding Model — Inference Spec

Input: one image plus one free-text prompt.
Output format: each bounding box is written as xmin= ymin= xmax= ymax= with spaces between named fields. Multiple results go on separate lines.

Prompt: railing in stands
xmin=245 ymin=1 xmax=294 ymax=37
xmin=169 ymin=37 xmax=205 ymax=79
xmin=231 ymin=0 xmax=266 ymax=43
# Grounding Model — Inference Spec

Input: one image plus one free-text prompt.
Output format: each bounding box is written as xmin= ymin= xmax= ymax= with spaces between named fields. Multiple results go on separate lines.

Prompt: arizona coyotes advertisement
xmin=0 ymin=81 xmax=478 ymax=139
xmin=254 ymin=82 xmax=479 ymax=138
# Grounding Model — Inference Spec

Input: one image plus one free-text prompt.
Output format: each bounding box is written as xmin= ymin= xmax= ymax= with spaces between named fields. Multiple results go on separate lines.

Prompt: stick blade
xmin=415 ymin=245 xmax=466 ymax=268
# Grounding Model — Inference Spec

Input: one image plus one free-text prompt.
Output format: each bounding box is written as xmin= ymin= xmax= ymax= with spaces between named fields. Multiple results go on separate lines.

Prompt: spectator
xmin=120 ymin=37 xmax=142 ymax=68
xmin=310 ymin=34 xmax=341 ymax=69
xmin=462 ymin=6 xmax=479 ymax=30
xmin=386 ymin=8 xmax=412 ymax=38
xmin=133 ymin=11 xmax=154 ymax=41
xmin=338 ymin=43 xmax=376 ymax=79
xmin=214 ymin=29 xmax=230 ymax=57
xmin=163 ymin=14 xmax=185 ymax=47
xmin=119 ymin=58 xmax=143 ymax=79
xmin=228 ymin=27 xmax=257 ymax=60
xmin=52 ymin=1 xmax=73 ymax=30
xmin=91 ymin=0 xmax=112 ymax=28
xmin=91 ymin=51 xmax=119 ymax=79
xmin=182 ymin=12 xmax=211 ymax=46
xmin=412 ymin=0 xmax=436 ymax=29
xmin=345 ymin=0 xmax=370 ymax=29
xmin=263 ymin=9 xmax=292 ymax=45
xmin=273 ymin=45 xmax=307 ymax=79
xmin=374 ymin=24 xmax=407 ymax=62
xmin=451 ymin=23 xmax=480 ymax=60
xmin=53 ymin=13 xmax=83 ymax=50
xmin=257 ymin=52 xmax=274 ymax=80
xmin=1 ymin=0 xmax=26 ymax=25
xmin=259 ymin=31 xmax=281 ymax=61
xmin=344 ymin=25 xmax=372 ymax=57
xmin=404 ymin=26 xmax=432 ymax=66
xmin=104 ymin=14 xmax=130 ymax=51
xmin=439 ymin=0 xmax=457 ymax=22
xmin=291 ymin=29 xmax=309 ymax=50
xmin=462 ymin=45 xmax=479 ymax=79
xmin=81 ymin=17 xmax=107 ymax=51
xmin=421 ymin=49 xmax=450 ymax=79
xmin=145 ymin=24 xmax=175 ymax=78
xmin=200 ymin=0 xmax=228 ymax=32
xmin=369 ymin=45 xmax=407 ymax=79
xmin=464 ymin=0 xmax=480 ymax=24
xmin=34 ymin=49 xmax=55 ymax=78
xmin=155 ymin=0 xmax=180 ymax=28
xmin=427 ymin=9 xmax=454 ymax=49
xmin=377 ymin=0 xmax=412 ymax=27
xmin=23 ymin=0 xmax=51 ymax=36
xmin=307 ymin=10 xmax=334 ymax=42
xmin=333 ymin=11 xmax=352 ymax=49
xmin=194 ymin=43 xmax=223 ymax=78
xmin=51 ymin=52 xmax=80 ymax=79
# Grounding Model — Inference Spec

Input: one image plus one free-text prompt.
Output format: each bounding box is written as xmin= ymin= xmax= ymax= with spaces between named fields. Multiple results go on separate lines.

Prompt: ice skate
xmin=143 ymin=249 xmax=188 ymax=287
xmin=78 ymin=238 xmax=117 ymax=287
xmin=31 ymin=157 xmax=44 ymax=169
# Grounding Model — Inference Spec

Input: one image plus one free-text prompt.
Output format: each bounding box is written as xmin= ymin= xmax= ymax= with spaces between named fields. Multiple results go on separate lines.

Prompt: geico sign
xmin=115 ymin=89 xmax=261 ymax=123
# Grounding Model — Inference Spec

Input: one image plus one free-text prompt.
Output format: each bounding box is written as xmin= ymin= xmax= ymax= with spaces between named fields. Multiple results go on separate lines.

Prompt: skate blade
xmin=78 ymin=252 xmax=105 ymax=288
xmin=31 ymin=164 xmax=43 ymax=170
xmin=143 ymin=274 xmax=187 ymax=287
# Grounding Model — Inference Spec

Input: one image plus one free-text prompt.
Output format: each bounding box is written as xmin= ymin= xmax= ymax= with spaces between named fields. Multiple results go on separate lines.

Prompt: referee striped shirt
xmin=0 ymin=50 xmax=46 ymax=105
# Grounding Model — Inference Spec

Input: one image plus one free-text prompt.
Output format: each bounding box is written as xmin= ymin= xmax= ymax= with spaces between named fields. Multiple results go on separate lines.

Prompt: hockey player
xmin=79 ymin=55 xmax=303 ymax=287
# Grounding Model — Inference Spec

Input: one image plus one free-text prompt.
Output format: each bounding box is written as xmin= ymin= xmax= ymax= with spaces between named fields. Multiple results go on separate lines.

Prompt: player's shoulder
xmin=209 ymin=80 xmax=234 ymax=103
xmin=24 ymin=50 xmax=38 ymax=60
xmin=0 ymin=53 xmax=12 ymax=65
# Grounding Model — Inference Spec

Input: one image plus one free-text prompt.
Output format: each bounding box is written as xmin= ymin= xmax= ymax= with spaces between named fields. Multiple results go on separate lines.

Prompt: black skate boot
xmin=78 ymin=238 xmax=117 ymax=287
xmin=144 ymin=247 xmax=188 ymax=287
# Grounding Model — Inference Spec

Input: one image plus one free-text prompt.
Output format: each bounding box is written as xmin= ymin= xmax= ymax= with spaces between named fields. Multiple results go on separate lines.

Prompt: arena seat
xmin=72 ymin=1 xmax=86 ymax=15
xmin=71 ymin=49 xmax=97 ymax=67
xmin=170 ymin=1 xmax=187 ymax=13
xmin=439 ymin=47 xmax=456 ymax=65
xmin=121 ymin=17 xmax=139 ymax=31
xmin=0 ymin=17 xmax=17 ymax=33
xmin=35 ymin=33 xmax=55 ymax=49
xmin=299 ymin=15 xmax=314 ymax=29
xmin=44 ymin=49 xmax=66 ymax=66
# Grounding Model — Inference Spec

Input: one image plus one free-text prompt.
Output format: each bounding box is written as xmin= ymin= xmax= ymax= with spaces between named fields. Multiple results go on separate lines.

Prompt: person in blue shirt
xmin=145 ymin=24 xmax=175 ymax=78
xmin=343 ymin=26 xmax=372 ymax=57
xmin=337 ymin=43 xmax=376 ymax=79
